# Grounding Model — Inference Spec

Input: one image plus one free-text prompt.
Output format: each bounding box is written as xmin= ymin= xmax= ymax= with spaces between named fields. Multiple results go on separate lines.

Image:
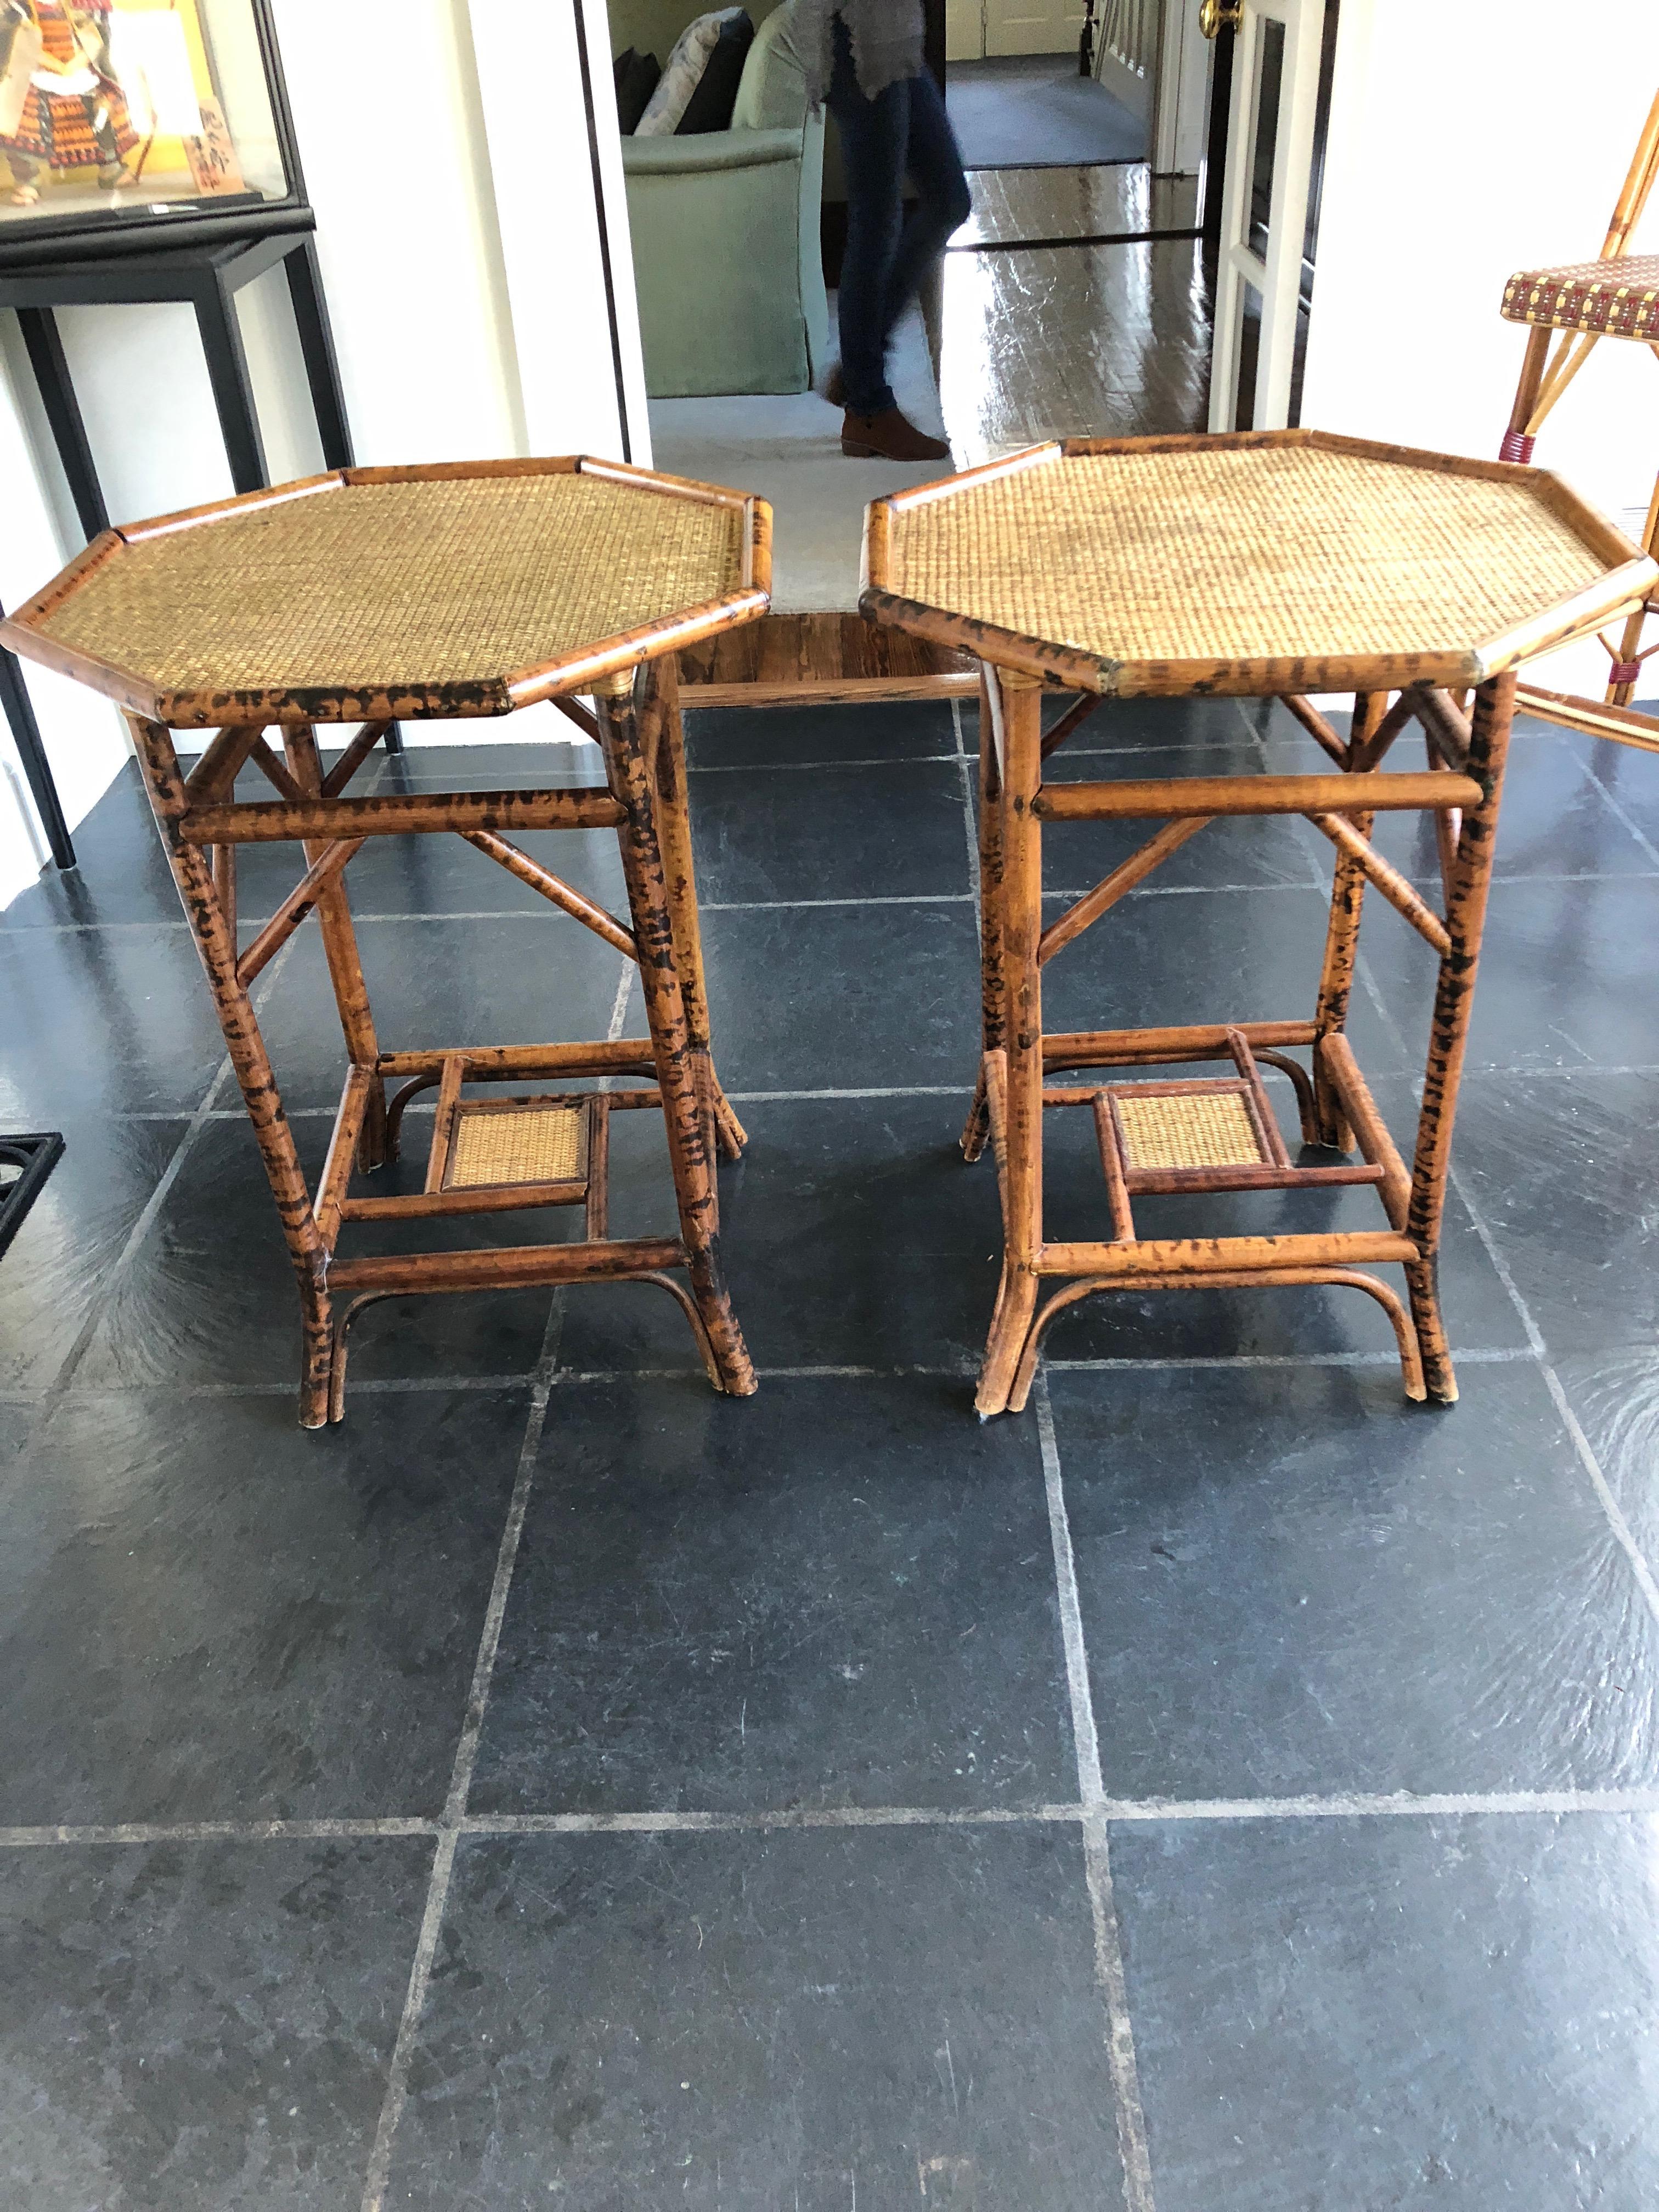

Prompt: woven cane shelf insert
xmin=444 ymin=1103 xmax=586 ymax=1192
xmin=1502 ymin=255 xmax=1659 ymax=340
xmin=884 ymin=444 xmax=1609 ymax=668
xmin=37 ymin=475 xmax=746 ymax=695
xmin=1111 ymin=1088 xmax=1267 ymax=1172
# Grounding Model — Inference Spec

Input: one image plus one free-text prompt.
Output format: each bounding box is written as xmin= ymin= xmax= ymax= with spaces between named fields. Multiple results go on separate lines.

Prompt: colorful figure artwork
xmin=1 ymin=1 xmax=137 ymax=204
xmin=0 ymin=0 xmax=263 ymax=218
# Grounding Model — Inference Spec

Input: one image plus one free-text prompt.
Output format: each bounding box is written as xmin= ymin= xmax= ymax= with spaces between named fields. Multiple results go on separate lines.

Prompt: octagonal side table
xmin=2 ymin=456 xmax=770 ymax=1427
xmin=862 ymin=428 xmax=1656 ymax=1418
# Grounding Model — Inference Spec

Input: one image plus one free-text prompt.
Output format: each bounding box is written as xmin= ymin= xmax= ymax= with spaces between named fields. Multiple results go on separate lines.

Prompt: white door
xmin=985 ymin=0 xmax=1088 ymax=59
xmin=1206 ymin=0 xmax=1325 ymax=430
xmin=947 ymin=0 xmax=986 ymax=61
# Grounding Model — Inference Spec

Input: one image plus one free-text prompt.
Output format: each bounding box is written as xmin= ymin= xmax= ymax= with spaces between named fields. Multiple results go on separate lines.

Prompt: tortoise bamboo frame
xmin=2 ymin=458 xmax=770 ymax=1426
xmin=864 ymin=431 xmax=1656 ymax=1415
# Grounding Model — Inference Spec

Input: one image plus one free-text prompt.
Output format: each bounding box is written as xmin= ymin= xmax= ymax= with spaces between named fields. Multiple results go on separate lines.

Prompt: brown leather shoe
xmin=842 ymin=407 xmax=951 ymax=462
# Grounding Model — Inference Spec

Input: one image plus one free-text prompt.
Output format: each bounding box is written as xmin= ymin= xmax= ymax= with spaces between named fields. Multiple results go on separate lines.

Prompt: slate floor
xmin=4 ymin=692 xmax=1659 ymax=2209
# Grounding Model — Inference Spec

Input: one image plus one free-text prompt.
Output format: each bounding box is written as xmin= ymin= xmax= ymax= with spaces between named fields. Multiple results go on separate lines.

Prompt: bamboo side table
xmin=862 ymin=430 xmax=1656 ymax=1417
xmin=1 ymin=457 xmax=771 ymax=1427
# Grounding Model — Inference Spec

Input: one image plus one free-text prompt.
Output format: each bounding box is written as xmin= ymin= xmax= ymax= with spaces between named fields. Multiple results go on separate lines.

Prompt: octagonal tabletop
xmin=862 ymin=429 xmax=1657 ymax=698
xmin=1 ymin=457 xmax=770 ymax=729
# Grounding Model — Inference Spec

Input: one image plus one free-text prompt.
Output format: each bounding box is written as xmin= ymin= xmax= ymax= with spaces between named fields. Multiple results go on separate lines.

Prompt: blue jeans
xmin=827 ymin=22 xmax=970 ymax=416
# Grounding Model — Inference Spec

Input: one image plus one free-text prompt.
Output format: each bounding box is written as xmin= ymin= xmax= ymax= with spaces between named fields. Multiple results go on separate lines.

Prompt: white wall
xmin=1302 ymin=0 xmax=1659 ymax=698
xmin=0 ymin=0 xmax=645 ymax=910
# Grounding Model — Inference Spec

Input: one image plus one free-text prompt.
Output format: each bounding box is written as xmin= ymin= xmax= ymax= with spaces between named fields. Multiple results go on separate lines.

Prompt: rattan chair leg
xmin=976 ymin=671 xmax=1043 ymax=1418
xmin=1406 ymin=670 xmax=1517 ymax=1402
xmin=281 ymin=723 xmax=387 ymax=1171
xmin=963 ymin=667 xmax=1006 ymax=1165
xmin=1609 ymin=472 xmax=1659 ymax=704
xmin=1505 ymin=326 xmax=1551 ymax=453
xmin=127 ymin=714 xmax=335 ymax=1427
xmin=598 ymin=669 xmax=756 ymax=1397
xmin=1311 ymin=692 xmax=1388 ymax=1147
xmin=647 ymin=656 xmax=746 ymax=1160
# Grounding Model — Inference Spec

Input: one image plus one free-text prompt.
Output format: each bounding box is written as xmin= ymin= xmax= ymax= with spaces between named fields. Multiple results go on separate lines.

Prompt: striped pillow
xmin=633 ymin=8 xmax=748 ymax=136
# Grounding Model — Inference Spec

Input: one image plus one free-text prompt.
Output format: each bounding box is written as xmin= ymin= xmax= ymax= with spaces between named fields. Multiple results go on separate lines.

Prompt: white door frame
xmin=1207 ymin=0 xmax=1323 ymax=431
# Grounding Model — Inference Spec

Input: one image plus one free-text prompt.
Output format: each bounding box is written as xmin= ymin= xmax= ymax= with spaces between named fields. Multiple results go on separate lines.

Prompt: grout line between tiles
xmin=1035 ymin=1373 xmax=1156 ymax=2212
xmin=8 ymin=1786 xmax=1659 ymax=1855
xmin=357 ymin=1295 xmax=564 ymax=2211
xmin=0 ymin=1817 xmax=440 ymax=1848
xmin=42 ymin=1344 xmax=1540 ymax=1403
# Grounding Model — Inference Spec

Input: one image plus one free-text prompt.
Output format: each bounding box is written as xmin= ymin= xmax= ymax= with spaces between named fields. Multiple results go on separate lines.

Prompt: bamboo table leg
xmin=127 ymin=715 xmax=335 ymax=1426
xmin=975 ymin=668 xmax=1043 ymax=1418
xmin=645 ymin=654 xmax=747 ymax=1161
xmin=1311 ymin=691 xmax=1389 ymax=1148
xmin=596 ymin=666 xmax=756 ymax=1397
xmin=282 ymin=723 xmax=388 ymax=1170
xmin=1403 ymin=670 xmax=1516 ymax=1402
xmin=962 ymin=665 xmax=1005 ymax=1165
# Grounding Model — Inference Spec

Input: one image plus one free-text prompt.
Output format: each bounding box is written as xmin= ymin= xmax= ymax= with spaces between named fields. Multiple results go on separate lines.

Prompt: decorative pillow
xmin=634 ymin=8 xmax=747 ymax=137
xmin=612 ymin=47 xmax=662 ymax=135
xmin=676 ymin=12 xmax=754 ymax=133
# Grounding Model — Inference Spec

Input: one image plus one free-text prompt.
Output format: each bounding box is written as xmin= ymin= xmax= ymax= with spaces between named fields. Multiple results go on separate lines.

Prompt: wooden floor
xmin=691 ymin=165 xmax=1211 ymax=704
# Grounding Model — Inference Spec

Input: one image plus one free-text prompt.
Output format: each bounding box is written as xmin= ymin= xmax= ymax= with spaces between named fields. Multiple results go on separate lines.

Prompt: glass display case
xmin=0 ymin=0 xmax=303 ymax=259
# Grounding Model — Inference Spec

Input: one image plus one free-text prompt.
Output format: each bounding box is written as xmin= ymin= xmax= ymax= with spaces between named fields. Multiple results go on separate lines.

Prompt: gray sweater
xmin=801 ymin=0 xmax=926 ymax=103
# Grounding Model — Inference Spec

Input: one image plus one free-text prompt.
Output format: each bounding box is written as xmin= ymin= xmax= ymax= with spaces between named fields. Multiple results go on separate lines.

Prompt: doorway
xmin=939 ymin=0 xmax=1215 ymax=466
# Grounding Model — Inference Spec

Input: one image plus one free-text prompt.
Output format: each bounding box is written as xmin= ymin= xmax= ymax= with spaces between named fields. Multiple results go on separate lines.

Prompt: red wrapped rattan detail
xmin=1610 ymin=661 xmax=1644 ymax=685
xmin=1499 ymin=430 xmax=1536 ymax=464
xmin=1501 ymin=256 xmax=1659 ymax=341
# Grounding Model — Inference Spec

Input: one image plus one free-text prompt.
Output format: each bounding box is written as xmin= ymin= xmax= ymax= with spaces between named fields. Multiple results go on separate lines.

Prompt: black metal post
xmin=194 ymin=270 xmax=269 ymax=494
xmin=15 ymin=307 xmax=109 ymax=540
xmin=283 ymin=236 xmax=354 ymax=471
xmin=0 ymin=613 xmax=75 ymax=871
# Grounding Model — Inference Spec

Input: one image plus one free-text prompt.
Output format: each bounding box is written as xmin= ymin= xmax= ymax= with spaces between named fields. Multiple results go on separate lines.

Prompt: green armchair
xmin=622 ymin=0 xmax=831 ymax=398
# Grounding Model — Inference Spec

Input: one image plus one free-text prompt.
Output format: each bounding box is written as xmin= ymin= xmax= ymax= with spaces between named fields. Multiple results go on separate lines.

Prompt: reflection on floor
xmin=955 ymin=163 xmax=1202 ymax=247
xmin=942 ymin=231 xmax=1212 ymax=458
xmin=5 ymin=691 xmax=1659 ymax=2204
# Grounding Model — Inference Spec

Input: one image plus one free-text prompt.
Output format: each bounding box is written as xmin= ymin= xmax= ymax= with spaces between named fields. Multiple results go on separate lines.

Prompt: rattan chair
xmin=862 ymin=430 xmax=1655 ymax=1416
xmin=1499 ymin=85 xmax=1659 ymax=751
xmin=2 ymin=458 xmax=771 ymax=1427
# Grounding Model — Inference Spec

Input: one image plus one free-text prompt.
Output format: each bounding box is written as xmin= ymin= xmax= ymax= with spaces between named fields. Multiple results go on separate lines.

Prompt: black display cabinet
xmin=0 ymin=0 xmax=368 ymax=871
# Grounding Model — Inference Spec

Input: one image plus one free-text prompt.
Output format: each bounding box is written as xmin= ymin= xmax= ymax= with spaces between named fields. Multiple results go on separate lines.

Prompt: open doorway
xmin=596 ymin=0 xmax=1229 ymax=699
xmin=938 ymin=0 xmax=1215 ymax=464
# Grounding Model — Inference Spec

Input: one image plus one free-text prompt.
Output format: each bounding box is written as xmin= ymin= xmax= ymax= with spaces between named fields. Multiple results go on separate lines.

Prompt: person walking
xmin=808 ymin=0 xmax=969 ymax=462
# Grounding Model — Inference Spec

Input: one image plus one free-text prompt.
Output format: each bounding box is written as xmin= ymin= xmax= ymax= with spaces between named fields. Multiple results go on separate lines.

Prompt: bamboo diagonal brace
xmin=1410 ymin=686 xmax=1474 ymax=774
xmin=1037 ymin=817 xmax=1211 ymax=965
xmin=1305 ymin=811 xmax=1452 ymax=955
xmin=460 ymin=830 xmax=637 ymax=959
xmin=1280 ymin=694 xmax=1348 ymax=765
xmin=234 ymin=836 xmax=365 ymax=988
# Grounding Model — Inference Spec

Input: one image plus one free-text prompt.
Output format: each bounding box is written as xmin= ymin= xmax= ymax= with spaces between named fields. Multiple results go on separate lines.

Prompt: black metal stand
xmin=0 ymin=1131 xmax=65 ymax=1260
xmin=1 ymin=617 xmax=74 ymax=871
xmin=1 ymin=229 xmax=373 ymax=871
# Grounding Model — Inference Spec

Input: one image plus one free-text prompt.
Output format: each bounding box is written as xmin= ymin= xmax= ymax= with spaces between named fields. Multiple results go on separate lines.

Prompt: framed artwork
xmin=0 ymin=0 xmax=307 ymax=258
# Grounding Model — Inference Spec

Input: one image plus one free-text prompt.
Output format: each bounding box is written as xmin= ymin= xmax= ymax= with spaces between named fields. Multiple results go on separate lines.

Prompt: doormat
xmin=947 ymin=54 xmax=1147 ymax=170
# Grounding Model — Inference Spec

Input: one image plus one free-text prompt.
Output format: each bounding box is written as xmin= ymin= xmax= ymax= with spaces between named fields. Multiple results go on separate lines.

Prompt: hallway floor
xmin=4 ymin=687 xmax=1659 ymax=2205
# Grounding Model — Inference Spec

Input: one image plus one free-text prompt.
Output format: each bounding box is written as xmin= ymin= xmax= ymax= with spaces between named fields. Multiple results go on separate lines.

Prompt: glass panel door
xmin=1206 ymin=0 xmax=1323 ymax=430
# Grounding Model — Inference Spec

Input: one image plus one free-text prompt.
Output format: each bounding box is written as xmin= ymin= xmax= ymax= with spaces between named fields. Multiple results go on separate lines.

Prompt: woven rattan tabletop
xmin=862 ymin=430 xmax=1655 ymax=697
xmin=2 ymin=459 xmax=770 ymax=727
